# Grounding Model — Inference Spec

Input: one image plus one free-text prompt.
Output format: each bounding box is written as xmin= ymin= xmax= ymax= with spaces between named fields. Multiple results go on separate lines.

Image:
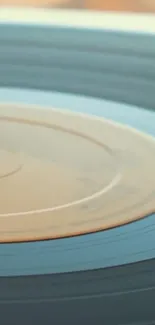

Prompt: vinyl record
xmin=0 ymin=8 xmax=155 ymax=325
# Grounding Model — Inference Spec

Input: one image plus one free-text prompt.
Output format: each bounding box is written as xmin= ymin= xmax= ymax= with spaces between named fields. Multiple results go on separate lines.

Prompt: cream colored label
xmin=0 ymin=104 xmax=155 ymax=242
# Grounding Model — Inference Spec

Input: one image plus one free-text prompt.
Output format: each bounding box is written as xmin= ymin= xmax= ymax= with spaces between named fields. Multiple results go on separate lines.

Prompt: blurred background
xmin=0 ymin=0 xmax=155 ymax=12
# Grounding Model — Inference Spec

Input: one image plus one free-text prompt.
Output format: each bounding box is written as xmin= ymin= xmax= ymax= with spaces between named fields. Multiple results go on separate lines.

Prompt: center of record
xmin=0 ymin=150 xmax=23 ymax=179
xmin=1 ymin=104 xmax=155 ymax=243
xmin=0 ymin=110 xmax=116 ymax=215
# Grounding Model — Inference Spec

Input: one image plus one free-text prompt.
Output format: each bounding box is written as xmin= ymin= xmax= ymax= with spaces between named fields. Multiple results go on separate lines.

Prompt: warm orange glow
xmin=0 ymin=0 xmax=155 ymax=12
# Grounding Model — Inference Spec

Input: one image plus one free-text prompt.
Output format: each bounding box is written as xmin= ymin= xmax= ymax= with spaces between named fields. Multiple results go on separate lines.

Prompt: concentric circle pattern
xmin=1 ymin=104 xmax=155 ymax=242
xmin=0 ymin=8 xmax=155 ymax=325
